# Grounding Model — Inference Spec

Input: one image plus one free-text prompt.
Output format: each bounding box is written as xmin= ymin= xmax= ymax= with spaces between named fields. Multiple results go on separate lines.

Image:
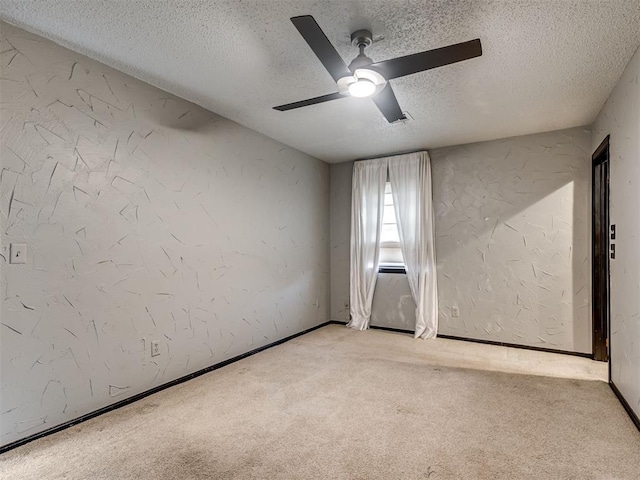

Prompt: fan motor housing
xmin=351 ymin=29 xmax=373 ymax=48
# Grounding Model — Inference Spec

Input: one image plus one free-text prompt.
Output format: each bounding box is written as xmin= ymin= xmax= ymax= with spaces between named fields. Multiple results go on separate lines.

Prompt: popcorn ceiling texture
xmin=330 ymin=127 xmax=592 ymax=354
xmin=0 ymin=1 xmax=639 ymax=163
xmin=0 ymin=22 xmax=329 ymax=447
xmin=592 ymin=45 xmax=640 ymax=420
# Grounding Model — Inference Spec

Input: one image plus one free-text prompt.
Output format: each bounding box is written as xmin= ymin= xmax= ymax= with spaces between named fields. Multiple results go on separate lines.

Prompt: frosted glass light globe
xmin=348 ymin=79 xmax=376 ymax=97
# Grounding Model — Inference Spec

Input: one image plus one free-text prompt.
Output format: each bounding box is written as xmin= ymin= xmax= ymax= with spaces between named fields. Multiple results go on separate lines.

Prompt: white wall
xmin=0 ymin=22 xmax=329 ymax=447
xmin=329 ymin=161 xmax=352 ymax=322
xmin=592 ymin=45 xmax=640 ymax=419
xmin=330 ymin=127 xmax=592 ymax=353
xmin=433 ymin=127 xmax=592 ymax=352
xmin=370 ymin=274 xmax=415 ymax=331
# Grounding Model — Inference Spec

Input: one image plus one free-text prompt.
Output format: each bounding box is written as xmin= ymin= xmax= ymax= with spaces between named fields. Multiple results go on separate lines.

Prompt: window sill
xmin=378 ymin=266 xmax=406 ymax=274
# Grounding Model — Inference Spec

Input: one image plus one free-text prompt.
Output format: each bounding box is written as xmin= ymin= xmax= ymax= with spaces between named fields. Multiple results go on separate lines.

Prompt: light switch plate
xmin=9 ymin=244 xmax=26 ymax=264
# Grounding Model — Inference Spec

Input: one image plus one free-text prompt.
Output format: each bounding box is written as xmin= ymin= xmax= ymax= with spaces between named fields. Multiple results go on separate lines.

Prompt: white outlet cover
xmin=451 ymin=306 xmax=460 ymax=317
xmin=151 ymin=341 xmax=160 ymax=357
xmin=9 ymin=244 xmax=26 ymax=264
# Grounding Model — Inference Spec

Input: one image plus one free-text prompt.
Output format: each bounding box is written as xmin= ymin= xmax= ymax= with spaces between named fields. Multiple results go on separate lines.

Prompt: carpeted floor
xmin=1 ymin=325 xmax=639 ymax=479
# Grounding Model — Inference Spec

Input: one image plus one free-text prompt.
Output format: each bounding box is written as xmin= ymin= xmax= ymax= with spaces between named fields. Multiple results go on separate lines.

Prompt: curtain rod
xmin=354 ymin=148 xmax=429 ymax=162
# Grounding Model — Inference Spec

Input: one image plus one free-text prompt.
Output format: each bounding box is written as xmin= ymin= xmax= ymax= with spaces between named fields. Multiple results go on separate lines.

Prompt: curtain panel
xmin=348 ymin=158 xmax=388 ymax=330
xmin=349 ymin=151 xmax=438 ymax=338
xmin=388 ymin=152 xmax=438 ymax=338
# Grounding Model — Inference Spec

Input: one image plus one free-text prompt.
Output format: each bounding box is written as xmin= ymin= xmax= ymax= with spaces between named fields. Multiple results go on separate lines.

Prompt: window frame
xmin=379 ymin=265 xmax=407 ymax=274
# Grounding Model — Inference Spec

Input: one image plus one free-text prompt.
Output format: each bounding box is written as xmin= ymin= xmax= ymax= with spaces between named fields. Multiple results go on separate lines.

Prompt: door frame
xmin=591 ymin=135 xmax=610 ymax=363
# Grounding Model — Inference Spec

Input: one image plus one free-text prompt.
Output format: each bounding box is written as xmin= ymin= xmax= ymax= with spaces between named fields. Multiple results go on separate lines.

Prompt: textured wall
xmin=432 ymin=127 xmax=592 ymax=352
xmin=592 ymin=45 xmax=640 ymax=419
xmin=370 ymin=274 xmax=414 ymax=331
xmin=0 ymin=22 xmax=329 ymax=447
xmin=329 ymin=161 xmax=352 ymax=322
xmin=330 ymin=127 xmax=592 ymax=353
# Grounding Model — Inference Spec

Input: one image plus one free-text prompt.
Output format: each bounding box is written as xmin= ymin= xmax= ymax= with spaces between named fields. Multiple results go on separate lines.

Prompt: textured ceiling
xmin=1 ymin=1 xmax=639 ymax=163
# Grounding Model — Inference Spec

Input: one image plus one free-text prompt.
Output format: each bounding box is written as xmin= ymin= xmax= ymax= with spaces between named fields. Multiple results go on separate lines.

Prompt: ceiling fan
xmin=274 ymin=15 xmax=482 ymax=123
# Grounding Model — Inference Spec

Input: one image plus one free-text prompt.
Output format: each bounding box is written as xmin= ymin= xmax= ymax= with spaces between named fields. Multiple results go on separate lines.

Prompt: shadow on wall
xmin=62 ymin=54 xmax=223 ymax=131
xmin=431 ymin=127 xmax=591 ymax=353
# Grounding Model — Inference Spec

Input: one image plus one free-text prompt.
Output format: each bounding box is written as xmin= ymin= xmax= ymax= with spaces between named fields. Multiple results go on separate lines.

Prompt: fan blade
xmin=369 ymin=39 xmax=482 ymax=80
xmin=290 ymin=16 xmax=352 ymax=82
xmin=274 ymin=92 xmax=347 ymax=111
xmin=372 ymin=84 xmax=406 ymax=123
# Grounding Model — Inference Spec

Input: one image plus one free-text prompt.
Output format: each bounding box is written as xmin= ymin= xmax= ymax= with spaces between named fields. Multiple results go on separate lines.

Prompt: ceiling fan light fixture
xmin=353 ymin=68 xmax=386 ymax=87
xmin=275 ymin=16 xmax=483 ymax=123
xmin=337 ymin=68 xmax=387 ymax=97
xmin=348 ymin=79 xmax=376 ymax=97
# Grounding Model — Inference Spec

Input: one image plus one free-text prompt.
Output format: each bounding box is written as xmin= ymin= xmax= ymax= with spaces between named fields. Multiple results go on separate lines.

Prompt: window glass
xmin=379 ymin=182 xmax=404 ymax=267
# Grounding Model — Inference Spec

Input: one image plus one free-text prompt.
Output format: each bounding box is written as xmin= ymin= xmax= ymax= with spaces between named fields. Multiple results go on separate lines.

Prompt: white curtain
xmin=348 ymin=158 xmax=388 ymax=330
xmin=388 ymin=152 xmax=439 ymax=339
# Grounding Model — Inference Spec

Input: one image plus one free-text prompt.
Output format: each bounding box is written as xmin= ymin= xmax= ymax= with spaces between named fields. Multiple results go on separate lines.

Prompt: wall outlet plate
xmin=451 ymin=306 xmax=460 ymax=317
xmin=9 ymin=244 xmax=27 ymax=264
xmin=151 ymin=340 xmax=160 ymax=357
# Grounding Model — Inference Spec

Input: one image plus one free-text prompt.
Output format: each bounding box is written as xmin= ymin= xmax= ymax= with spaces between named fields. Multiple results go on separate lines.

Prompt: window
xmin=379 ymin=181 xmax=405 ymax=272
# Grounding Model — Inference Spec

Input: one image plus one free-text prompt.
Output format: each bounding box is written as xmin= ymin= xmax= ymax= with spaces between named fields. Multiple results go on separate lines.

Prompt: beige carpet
xmin=1 ymin=325 xmax=638 ymax=479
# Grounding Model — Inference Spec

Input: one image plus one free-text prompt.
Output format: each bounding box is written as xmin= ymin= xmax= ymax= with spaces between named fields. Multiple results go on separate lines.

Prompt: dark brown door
xmin=592 ymin=136 xmax=610 ymax=362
